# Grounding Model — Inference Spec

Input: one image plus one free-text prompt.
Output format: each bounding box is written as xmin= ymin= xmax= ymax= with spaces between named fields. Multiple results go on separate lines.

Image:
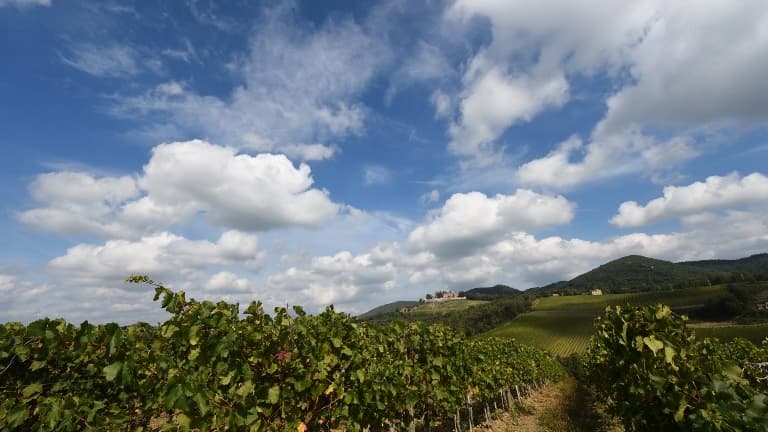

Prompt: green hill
xmin=486 ymin=283 xmax=768 ymax=356
xmin=357 ymin=300 xmax=419 ymax=319
xmin=681 ymin=253 xmax=768 ymax=278
xmin=460 ymin=284 xmax=521 ymax=300
xmin=531 ymin=255 xmax=723 ymax=295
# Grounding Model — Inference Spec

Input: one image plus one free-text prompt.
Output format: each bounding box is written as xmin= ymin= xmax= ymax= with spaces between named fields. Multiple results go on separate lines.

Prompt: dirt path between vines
xmin=474 ymin=377 xmax=622 ymax=432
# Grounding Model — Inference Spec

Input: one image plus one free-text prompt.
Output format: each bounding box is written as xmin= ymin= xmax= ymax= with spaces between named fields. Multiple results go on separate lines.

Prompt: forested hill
xmin=681 ymin=253 xmax=768 ymax=278
xmin=460 ymin=284 xmax=521 ymax=300
xmin=529 ymin=253 xmax=768 ymax=295
xmin=357 ymin=300 xmax=419 ymax=319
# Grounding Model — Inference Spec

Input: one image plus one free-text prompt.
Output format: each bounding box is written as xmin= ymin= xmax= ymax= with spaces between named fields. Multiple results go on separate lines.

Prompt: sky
xmin=1 ymin=0 xmax=767 ymax=324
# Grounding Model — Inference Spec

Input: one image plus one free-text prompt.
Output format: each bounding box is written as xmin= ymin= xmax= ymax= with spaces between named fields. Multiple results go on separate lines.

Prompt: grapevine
xmin=0 ymin=276 xmax=564 ymax=431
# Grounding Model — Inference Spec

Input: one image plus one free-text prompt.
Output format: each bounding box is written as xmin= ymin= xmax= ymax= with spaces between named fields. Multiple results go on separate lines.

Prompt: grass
xmin=406 ymin=299 xmax=487 ymax=316
xmin=484 ymin=285 xmax=768 ymax=356
xmin=690 ymin=322 xmax=768 ymax=345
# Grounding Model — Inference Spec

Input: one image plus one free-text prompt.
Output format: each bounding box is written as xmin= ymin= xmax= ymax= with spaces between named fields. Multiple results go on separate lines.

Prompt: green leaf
xmin=189 ymin=325 xmax=200 ymax=346
xmin=664 ymin=346 xmax=677 ymax=365
xmin=103 ymin=361 xmax=122 ymax=381
xmin=30 ymin=360 xmax=46 ymax=371
xmin=643 ymin=336 xmax=664 ymax=355
xmin=176 ymin=413 xmax=191 ymax=430
xmin=267 ymin=385 xmax=280 ymax=404
xmin=22 ymin=383 xmax=43 ymax=398
xmin=237 ymin=380 xmax=255 ymax=398
xmin=674 ymin=398 xmax=687 ymax=423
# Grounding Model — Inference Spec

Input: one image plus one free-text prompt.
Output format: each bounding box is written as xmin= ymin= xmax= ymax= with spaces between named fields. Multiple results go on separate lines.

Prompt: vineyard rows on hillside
xmin=0 ymin=276 xmax=564 ymax=431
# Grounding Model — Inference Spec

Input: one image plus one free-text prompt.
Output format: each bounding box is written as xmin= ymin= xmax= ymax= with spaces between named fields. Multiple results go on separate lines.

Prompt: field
xmin=690 ymin=322 xmax=768 ymax=345
xmin=484 ymin=285 xmax=768 ymax=356
xmin=405 ymin=299 xmax=488 ymax=316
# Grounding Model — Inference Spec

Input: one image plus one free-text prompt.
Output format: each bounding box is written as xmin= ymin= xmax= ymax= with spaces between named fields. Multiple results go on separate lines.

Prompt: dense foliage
xmin=585 ymin=304 xmax=768 ymax=431
xmin=692 ymin=282 xmax=768 ymax=323
xmin=459 ymin=285 xmax=520 ymax=301
xmin=362 ymin=295 xmax=532 ymax=336
xmin=0 ymin=276 xmax=563 ymax=431
xmin=533 ymin=253 xmax=768 ymax=295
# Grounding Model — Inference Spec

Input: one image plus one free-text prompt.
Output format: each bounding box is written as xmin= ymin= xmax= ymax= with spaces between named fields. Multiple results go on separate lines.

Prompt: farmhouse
xmin=425 ymin=290 xmax=466 ymax=302
xmin=591 ymin=289 xmax=603 ymax=296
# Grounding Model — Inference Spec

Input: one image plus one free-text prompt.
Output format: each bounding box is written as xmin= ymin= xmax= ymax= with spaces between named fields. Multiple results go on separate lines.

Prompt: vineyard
xmin=485 ymin=284 xmax=767 ymax=356
xmin=0 ymin=276 xmax=564 ymax=431
xmin=585 ymin=304 xmax=768 ymax=431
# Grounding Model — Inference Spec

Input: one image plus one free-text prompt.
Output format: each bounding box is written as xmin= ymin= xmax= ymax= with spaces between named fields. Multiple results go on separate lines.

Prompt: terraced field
xmin=690 ymin=322 xmax=768 ymax=345
xmin=484 ymin=285 xmax=768 ymax=356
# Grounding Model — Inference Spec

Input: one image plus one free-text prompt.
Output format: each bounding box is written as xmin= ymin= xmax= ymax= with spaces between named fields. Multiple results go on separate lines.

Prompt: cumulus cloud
xmin=18 ymin=140 xmax=341 ymax=237
xmin=48 ymin=230 xmax=264 ymax=286
xmin=113 ymin=4 xmax=389 ymax=160
xmin=597 ymin=0 xmax=768 ymax=134
xmin=268 ymin=250 xmax=398 ymax=308
xmin=515 ymin=133 xmax=698 ymax=189
xmin=0 ymin=274 xmax=50 ymax=322
xmin=448 ymin=64 xmax=568 ymax=161
xmin=611 ymin=172 xmax=768 ymax=227
xmin=264 ymin=203 xmax=767 ymax=310
xmin=137 ymin=140 xmax=339 ymax=231
xmin=17 ymin=171 xmax=141 ymax=237
xmin=204 ymin=271 xmax=251 ymax=292
xmin=444 ymin=0 xmax=768 ymax=183
xmin=407 ymin=190 xmax=575 ymax=256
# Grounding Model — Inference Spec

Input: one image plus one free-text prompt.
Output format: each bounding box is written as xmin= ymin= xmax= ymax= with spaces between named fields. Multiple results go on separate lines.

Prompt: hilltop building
xmin=425 ymin=290 xmax=466 ymax=302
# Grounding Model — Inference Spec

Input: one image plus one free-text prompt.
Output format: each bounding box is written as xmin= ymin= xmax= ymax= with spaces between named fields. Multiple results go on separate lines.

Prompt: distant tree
xmin=425 ymin=294 xmax=433 ymax=300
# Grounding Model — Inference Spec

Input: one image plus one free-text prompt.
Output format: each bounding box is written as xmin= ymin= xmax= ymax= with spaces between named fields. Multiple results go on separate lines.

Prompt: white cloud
xmin=61 ymin=44 xmax=149 ymax=78
xmin=0 ymin=274 xmax=50 ymax=322
xmin=48 ymin=230 xmax=264 ymax=287
xmin=18 ymin=140 xmax=341 ymax=237
xmin=265 ymin=203 xmax=767 ymax=308
xmin=420 ymin=189 xmax=440 ymax=204
xmin=363 ymin=165 xmax=392 ymax=185
xmin=268 ymin=250 xmax=398 ymax=308
xmin=444 ymin=0 xmax=768 ymax=182
xmin=431 ymin=90 xmax=452 ymax=119
xmin=611 ymin=172 xmax=768 ymax=227
xmin=515 ymin=133 xmax=698 ymax=189
xmin=0 ymin=0 xmax=50 ymax=8
xmin=204 ymin=272 xmax=251 ymax=292
xmin=16 ymin=172 xmax=142 ymax=238
xmin=597 ymin=0 xmax=768 ymax=134
xmin=137 ymin=140 xmax=339 ymax=231
xmin=113 ymin=5 xmax=389 ymax=160
xmin=448 ymin=64 xmax=568 ymax=161
xmin=407 ymin=190 xmax=575 ymax=256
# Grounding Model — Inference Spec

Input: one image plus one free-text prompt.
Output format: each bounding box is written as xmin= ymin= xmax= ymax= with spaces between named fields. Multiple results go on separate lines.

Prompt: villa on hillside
xmin=425 ymin=290 xmax=466 ymax=302
xmin=591 ymin=289 xmax=603 ymax=296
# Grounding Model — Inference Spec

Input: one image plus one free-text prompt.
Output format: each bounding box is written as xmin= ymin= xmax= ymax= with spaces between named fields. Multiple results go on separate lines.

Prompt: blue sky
xmin=1 ymin=0 xmax=767 ymax=323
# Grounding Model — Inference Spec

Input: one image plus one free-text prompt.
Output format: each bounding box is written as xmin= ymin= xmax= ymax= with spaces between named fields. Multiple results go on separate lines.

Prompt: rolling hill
xmin=460 ymin=284 xmax=521 ymax=300
xmin=358 ymin=300 xmax=420 ymax=319
xmin=530 ymin=253 xmax=768 ymax=296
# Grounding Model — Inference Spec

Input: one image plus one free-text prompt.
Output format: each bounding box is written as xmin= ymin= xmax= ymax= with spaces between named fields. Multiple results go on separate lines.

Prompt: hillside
xmin=681 ymin=253 xmax=768 ymax=278
xmin=460 ymin=284 xmax=521 ymax=300
xmin=358 ymin=300 xmax=419 ymax=319
xmin=531 ymin=255 xmax=723 ymax=295
xmin=359 ymin=295 xmax=533 ymax=336
xmin=486 ymin=283 xmax=768 ymax=356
